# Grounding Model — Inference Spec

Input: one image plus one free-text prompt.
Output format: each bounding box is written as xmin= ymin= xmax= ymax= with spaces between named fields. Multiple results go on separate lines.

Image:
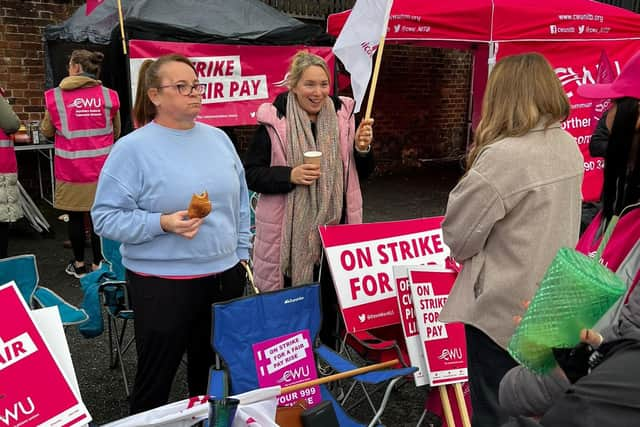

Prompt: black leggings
xmin=68 ymin=211 xmax=101 ymax=265
xmin=0 ymin=222 xmax=8 ymax=259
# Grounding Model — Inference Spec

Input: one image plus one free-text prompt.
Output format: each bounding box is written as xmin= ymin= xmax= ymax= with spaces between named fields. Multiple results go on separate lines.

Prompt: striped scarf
xmin=280 ymin=92 xmax=344 ymax=285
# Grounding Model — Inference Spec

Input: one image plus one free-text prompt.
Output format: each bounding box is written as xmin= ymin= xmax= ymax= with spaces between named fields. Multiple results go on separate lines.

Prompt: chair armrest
xmin=98 ymin=280 xmax=132 ymax=316
xmin=315 ymin=344 xmax=417 ymax=385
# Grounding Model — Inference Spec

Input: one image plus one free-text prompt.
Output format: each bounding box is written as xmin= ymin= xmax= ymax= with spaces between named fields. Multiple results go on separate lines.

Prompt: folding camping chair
xmin=79 ymin=237 xmax=134 ymax=396
xmin=209 ymin=283 xmax=416 ymax=427
xmin=0 ymin=254 xmax=88 ymax=325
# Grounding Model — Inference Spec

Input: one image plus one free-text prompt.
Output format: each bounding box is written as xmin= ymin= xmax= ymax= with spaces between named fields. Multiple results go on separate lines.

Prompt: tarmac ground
xmin=8 ymin=162 xmax=462 ymax=426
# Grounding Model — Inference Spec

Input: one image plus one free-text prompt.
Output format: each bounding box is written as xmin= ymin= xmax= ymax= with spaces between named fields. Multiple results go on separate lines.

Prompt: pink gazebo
xmin=328 ymin=0 xmax=640 ymax=201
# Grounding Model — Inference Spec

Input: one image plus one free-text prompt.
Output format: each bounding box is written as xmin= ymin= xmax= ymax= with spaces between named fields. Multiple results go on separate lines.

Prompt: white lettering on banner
xmin=438 ymin=348 xmax=464 ymax=362
xmin=0 ymin=397 xmax=36 ymax=426
xmin=199 ymin=76 xmax=268 ymax=104
xmin=129 ymin=55 xmax=268 ymax=106
xmin=0 ymin=333 xmax=37 ymax=371
xmin=557 ymin=14 xmax=604 ymax=23
xmin=413 ymin=282 xmax=449 ymax=341
xmin=325 ymin=230 xmax=449 ymax=309
xmin=278 ymin=366 xmax=310 ymax=383
xmin=556 ymin=62 xmax=621 ymax=99
xmin=261 ymin=333 xmax=309 ymax=374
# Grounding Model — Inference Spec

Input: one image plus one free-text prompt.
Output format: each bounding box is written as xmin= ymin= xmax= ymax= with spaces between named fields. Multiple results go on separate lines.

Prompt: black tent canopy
xmin=44 ymin=0 xmax=329 ymax=132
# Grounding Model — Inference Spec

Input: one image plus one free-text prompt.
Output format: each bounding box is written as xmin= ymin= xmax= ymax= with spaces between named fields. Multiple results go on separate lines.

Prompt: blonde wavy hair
xmin=467 ymin=53 xmax=570 ymax=169
xmin=286 ymin=51 xmax=331 ymax=90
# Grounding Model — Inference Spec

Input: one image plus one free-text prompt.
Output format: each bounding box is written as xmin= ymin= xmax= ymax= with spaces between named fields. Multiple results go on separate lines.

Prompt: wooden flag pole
xmin=363 ymin=32 xmax=387 ymax=121
xmin=439 ymin=385 xmax=456 ymax=427
xmin=281 ymin=359 xmax=398 ymax=394
xmin=363 ymin=0 xmax=393 ymax=121
xmin=453 ymin=382 xmax=471 ymax=427
xmin=116 ymin=0 xmax=127 ymax=55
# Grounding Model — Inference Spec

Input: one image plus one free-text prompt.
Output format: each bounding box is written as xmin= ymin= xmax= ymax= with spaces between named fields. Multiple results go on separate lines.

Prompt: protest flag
xmin=333 ymin=0 xmax=393 ymax=117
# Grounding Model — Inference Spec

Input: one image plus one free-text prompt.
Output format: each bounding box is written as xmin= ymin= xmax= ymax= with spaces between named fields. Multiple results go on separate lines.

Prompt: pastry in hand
xmin=188 ymin=191 xmax=212 ymax=219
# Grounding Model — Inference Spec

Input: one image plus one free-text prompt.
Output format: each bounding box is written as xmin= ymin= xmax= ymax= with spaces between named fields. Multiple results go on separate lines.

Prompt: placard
xmin=320 ymin=217 xmax=449 ymax=332
xmin=392 ymin=265 xmax=429 ymax=387
xmin=0 ymin=282 xmax=91 ymax=427
xmin=408 ymin=268 xmax=468 ymax=386
xmin=252 ymin=330 xmax=320 ymax=407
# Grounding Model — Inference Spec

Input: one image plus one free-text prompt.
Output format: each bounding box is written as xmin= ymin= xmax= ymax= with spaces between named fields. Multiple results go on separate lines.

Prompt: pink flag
xmin=86 ymin=0 xmax=105 ymax=16
xmin=589 ymin=50 xmax=615 ymax=131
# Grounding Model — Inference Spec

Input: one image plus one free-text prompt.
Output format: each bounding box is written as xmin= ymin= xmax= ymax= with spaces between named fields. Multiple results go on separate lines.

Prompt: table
xmin=14 ymin=143 xmax=55 ymax=206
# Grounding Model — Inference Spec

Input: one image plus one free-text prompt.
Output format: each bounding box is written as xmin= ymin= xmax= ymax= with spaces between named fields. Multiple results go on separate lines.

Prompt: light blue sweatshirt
xmin=91 ymin=121 xmax=251 ymax=276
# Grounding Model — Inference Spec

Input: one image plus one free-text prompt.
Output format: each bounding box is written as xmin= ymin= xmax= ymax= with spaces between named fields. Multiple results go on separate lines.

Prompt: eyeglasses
xmin=156 ymin=83 xmax=206 ymax=96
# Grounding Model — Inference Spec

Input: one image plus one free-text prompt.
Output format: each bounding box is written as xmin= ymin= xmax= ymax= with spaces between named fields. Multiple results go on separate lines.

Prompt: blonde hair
xmin=132 ymin=54 xmax=196 ymax=127
xmin=287 ymin=51 xmax=331 ymax=89
xmin=468 ymin=53 xmax=570 ymax=169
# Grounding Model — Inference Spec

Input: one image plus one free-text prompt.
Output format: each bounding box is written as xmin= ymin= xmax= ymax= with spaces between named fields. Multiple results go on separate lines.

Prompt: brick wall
xmin=0 ymin=0 xmax=84 ymax=121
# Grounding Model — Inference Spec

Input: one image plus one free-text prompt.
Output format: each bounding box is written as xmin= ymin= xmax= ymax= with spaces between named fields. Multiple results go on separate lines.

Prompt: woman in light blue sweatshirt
xmin=91 ymin=54 xmax=251 ymax=414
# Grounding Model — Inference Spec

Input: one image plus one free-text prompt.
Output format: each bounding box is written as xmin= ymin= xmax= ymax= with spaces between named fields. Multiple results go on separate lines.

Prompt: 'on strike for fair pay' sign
xmin=319 ymin=217 xmax=449 ymax=332
xmin=408 ymin=267 xmax=468 ymax=386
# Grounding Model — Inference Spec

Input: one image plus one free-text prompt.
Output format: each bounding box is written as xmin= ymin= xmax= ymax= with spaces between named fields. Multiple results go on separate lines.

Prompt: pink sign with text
xmin=408 ymin=268 xmax=468 ymax=386
xmin=392 ymin=266 xmax=429 ymax=386
xmin=319 ymin=217 xmax=449 ymax=332
xmin=0 ymin=282 xmax=91 ymax=427
xmin=129 ymin=40 xmax=334 ymax=127
xmin=252 ymin=330 xmax=320 ymax=407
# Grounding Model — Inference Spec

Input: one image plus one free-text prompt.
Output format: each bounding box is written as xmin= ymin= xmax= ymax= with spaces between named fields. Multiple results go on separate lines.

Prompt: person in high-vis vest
xmin=0 ymin=89 xmax=22 ymax=258
xmin=41 ymin=49 xmax=121 ymax=278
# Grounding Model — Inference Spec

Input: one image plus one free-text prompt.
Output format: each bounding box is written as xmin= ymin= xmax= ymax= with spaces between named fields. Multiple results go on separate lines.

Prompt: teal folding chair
xmin=0 ymin=254 xmax=88 ymax=325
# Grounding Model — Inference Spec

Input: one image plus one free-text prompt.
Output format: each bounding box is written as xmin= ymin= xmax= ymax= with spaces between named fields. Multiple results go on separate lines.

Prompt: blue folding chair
xmin=0 ymin=254 xmax=88 ymax=325
xmin=79 ymin=238 xmax=134 ymax=396
xmin=209 ymin=284 xmax=416 ymax=426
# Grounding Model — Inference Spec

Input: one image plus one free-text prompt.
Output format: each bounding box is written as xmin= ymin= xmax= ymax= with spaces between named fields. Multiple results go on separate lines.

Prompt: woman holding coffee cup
xmin=245 ymin=50 xmax=374 ymax=346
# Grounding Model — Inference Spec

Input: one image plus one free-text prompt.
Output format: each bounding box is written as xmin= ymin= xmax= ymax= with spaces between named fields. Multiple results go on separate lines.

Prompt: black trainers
xmin=65 ymin=261 xmax=87 ymax=278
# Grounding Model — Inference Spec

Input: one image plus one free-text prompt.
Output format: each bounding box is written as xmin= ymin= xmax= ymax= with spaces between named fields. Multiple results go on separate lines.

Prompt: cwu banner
xmin=496 ymin=41 xmax=640 ymax=202
xmin=129 ymin=40 xmax=334 ymax=127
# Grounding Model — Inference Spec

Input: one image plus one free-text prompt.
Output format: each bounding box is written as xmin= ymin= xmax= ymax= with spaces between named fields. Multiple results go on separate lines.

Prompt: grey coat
xmin=439 ymin=123 xmax=584 ymax=349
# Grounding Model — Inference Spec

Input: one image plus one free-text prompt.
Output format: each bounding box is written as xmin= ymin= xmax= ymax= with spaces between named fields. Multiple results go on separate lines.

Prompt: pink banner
xmin=252 ymin=330 xmax=321 ymax=408
xmin=0 ymin=282 xmax=90 ymax=427
xmin=408 ymin=268 xmax=468 ymax=386
xmin=320 ymin=217 xmax=450 ymax=332
xmin=496 ymin=41 xmax=640 ymax=202
xmin=128 ymin=40 xmax=334 ymax=127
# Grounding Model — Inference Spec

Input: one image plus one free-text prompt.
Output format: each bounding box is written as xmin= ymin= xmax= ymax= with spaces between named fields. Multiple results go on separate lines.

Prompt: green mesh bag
xmin=507 ymin=217 xmax=626 ymax=374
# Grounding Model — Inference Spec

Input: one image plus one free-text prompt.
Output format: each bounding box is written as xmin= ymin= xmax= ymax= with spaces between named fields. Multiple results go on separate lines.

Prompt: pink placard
xmin=252 ymin=330 xmax=321 ymax=408
xmin=0 ymin=282 xmax=91 ymax=427
xmin=408 ymin=268 xmax=468 ymax=386
xmin=129 ymin=40 xmax=334 ymax=127
xmin=320 ymin=217 xmax=449 ymax=332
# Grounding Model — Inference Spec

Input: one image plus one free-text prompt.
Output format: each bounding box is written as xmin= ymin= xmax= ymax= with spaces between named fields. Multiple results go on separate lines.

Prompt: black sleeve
xmin=589 ymin=113 xmax=609 ymax=158
xmin=354 ymin=147 xmax=375 ymax=181
xmin=244 ymin=125 xmax=295 ymax=194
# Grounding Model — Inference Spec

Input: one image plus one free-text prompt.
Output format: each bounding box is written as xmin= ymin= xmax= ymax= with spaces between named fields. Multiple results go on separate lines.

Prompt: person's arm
xmin=113 ymin=109 xmax=121 ymax=140
xmin=0 ymin=95 xmax=20 ymax=134
xmin=234 ymin=153 xmax=252 ymax=261
xmin=354 ymin=146 xmax=375 ymax=180
xmin=589 ymin=113 xmax=609 ymax=158
xmin=40 ymin=111 xmax=55 ymax=139
xmin=244 ymin=125 xmax=294 ymax=194
xmin=442 ymin=166 xmax=505 ymax=262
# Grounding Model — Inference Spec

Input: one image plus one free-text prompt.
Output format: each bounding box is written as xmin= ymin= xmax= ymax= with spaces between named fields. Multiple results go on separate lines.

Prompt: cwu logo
xmin=437 ymin=347 xmax=463 ymax=362
xmin=278 ymin=366 xmax=310 ymax=383
xmin=0 ymin=397 xmax=35 ymax=426
xmin=68 ymin=97 xmax=102 ymax=109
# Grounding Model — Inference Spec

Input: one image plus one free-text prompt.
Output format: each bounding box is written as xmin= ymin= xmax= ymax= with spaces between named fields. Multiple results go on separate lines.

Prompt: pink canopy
xmin=327 ymin=0 xmax=640 ymax=43
xmin=328 ymin=0 xmax=640 ymax=202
